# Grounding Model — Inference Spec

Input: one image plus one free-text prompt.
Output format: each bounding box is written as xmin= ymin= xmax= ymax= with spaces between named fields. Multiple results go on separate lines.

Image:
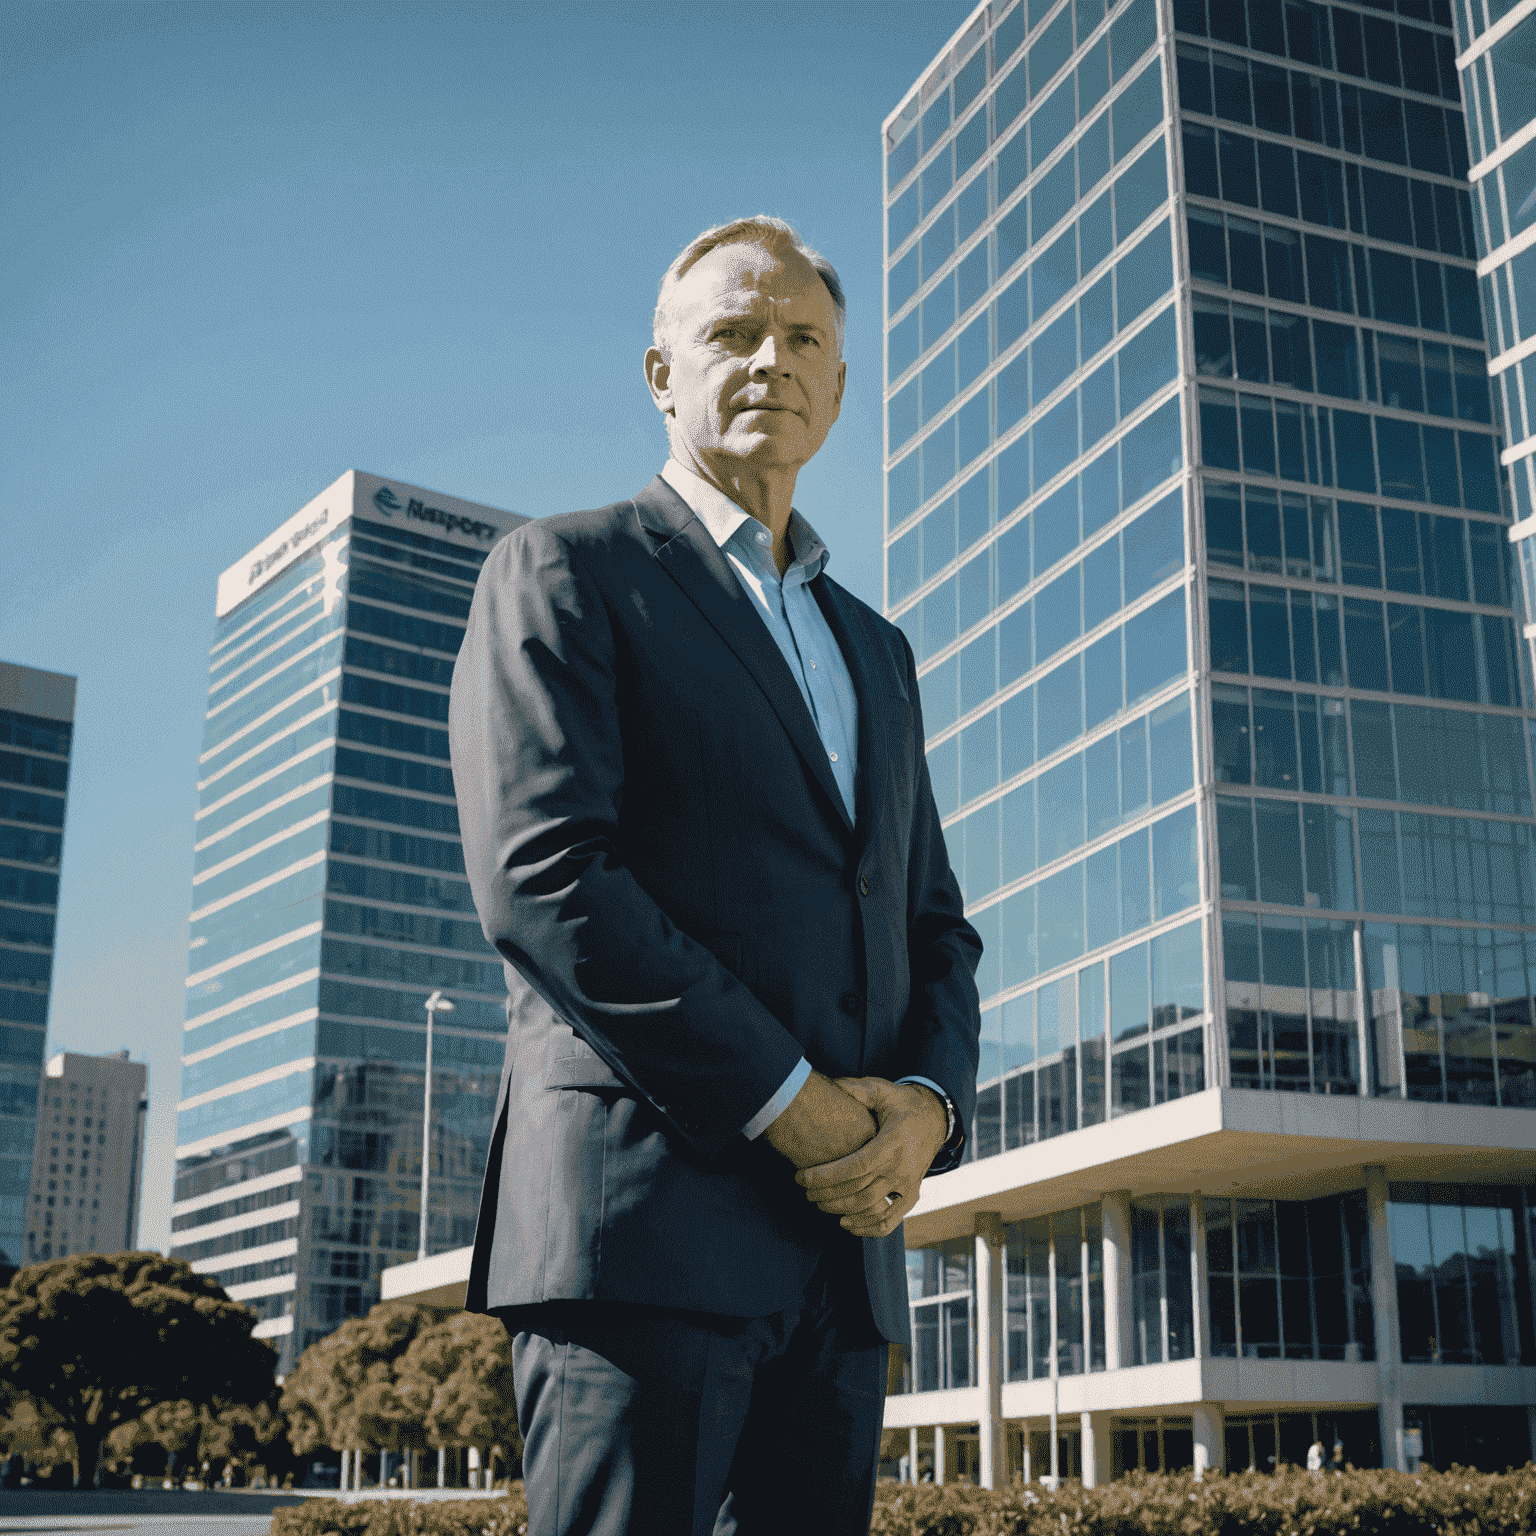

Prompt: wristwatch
xmin=927 ymin=1086 xmax=957 ymax=1146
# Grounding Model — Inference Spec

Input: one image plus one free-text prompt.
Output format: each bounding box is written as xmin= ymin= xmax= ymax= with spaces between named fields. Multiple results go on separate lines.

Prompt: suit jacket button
xmin=840 ymin=992 xmax=863 ymax=1016
xmin=858 ymin=874 xmax=871 ymax=896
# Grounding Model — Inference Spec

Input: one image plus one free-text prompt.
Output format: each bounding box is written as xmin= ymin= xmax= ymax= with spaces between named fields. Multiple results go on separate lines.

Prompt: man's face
xmin=649 ymin=240 xmax=845 ymax=477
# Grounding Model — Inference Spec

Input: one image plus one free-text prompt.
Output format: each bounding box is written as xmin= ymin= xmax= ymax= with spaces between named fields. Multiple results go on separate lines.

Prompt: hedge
xmin=271 ymin=1464 xmax=1536 ymax=1536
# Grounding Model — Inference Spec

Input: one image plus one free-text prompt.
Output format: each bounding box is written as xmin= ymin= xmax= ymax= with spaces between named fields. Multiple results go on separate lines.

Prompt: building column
xmin=437 ymin=1445 xmax=445 ymax=1489
xmin=1192 ymin=1402 xmax=1223 ymax=1479
xmin=908 ymin=1427 xmax=919 ymax=1484
xmin=1081 ymin=1411 xmax=1111 ymax=1489
xmin=933 ymin=1423 xmax=946 ymax=1484
xmin=974 ymin=1211 xmax=1006 ymax=1490
xmin=1101 ymin=1190 xmax=1133 ymax=1371
xmin=1189 ymin=1191 xmax=1211 ymax=1360
xmin=1365 ymin=1165 xmax=1406 ymax=1471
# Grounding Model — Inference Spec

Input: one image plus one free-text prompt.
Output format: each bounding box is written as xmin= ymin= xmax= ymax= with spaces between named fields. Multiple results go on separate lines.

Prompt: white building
xmin=879 ymin=0 xmax=1536 ymax=1481
xmin=24 ymin=1050 xmax=148 ymax=1261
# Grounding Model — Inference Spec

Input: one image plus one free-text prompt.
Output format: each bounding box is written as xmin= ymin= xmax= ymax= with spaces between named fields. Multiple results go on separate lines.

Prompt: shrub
xmin=272 ymin=1490 xmax=527 ymax=1536
xmin=271 ymin=1466 xmax=1536 ymax=1536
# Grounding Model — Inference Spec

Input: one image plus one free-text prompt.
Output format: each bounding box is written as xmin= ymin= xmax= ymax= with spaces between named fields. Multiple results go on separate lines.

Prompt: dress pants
xmin=500 ymin=1241 xmax=890 ymax=1536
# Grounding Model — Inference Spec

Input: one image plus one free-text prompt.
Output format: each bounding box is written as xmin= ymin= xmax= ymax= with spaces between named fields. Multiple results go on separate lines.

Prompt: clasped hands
xmin=761 ymin=1070 xmax=950 ymax=1239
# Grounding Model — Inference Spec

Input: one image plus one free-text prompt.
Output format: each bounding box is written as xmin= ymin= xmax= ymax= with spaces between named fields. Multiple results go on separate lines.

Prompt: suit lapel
xmin=634 ymin=477 xmax=854 ymax=838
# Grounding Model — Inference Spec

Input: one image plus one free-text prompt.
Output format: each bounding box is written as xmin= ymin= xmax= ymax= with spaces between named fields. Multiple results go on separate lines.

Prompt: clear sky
xmin=1 ymin=0 xmax=968 ymax=1252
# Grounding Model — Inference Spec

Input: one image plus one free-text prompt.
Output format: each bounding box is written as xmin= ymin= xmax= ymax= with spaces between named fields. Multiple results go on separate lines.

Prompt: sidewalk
xmin=0 ymin=1488 xmax=306 ymax=1534
xmin=0 ymin=1484 xmax=510 ymax=1532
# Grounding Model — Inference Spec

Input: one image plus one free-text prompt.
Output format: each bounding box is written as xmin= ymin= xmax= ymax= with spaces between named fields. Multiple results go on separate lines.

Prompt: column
xmin=1192 ymin=1402 xmax=1223 ymax=1480
xmin=908 ymin=1427 xmax=918 ymax=1485
xmin=933 ymin=1423 xmax=946 ymax=1484
xmin=437 ymin=1445 xmax=446 ymax=1489
xmin=974 ymin=1211 xmax=1006 ymax=1490
xmin=1189 ymin=1191 xmax=1211 ymax=1359
xmin=1365 ymin=1166 xmax=1406 ymax=1470
xmin=1081 ymin=1411 xmax=1111 ymax=1489
xmin=1100 ymin=1190 xmax=1133 ymax=1371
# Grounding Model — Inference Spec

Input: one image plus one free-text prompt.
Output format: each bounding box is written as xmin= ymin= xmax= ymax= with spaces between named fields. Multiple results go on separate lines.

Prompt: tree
xmin=281 ymin=1301 xmax=439 ymax=1459
xmin=0 ymin=1251 xmax=278 ymax=1487
xmin=282 ymin=1302 xmax=521 ymax=1486
xmin=398 ymin=1311 xmax=521 ymax=1478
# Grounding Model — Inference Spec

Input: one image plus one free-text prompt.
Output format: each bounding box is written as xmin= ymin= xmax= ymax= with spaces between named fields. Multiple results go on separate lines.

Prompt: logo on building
xmin=369 ymin=485 xmax=502 ymax=545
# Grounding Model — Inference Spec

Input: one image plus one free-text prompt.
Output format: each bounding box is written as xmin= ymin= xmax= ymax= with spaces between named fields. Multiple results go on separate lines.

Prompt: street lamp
xmin=420 ymin=989 xmax=454 ymax=1262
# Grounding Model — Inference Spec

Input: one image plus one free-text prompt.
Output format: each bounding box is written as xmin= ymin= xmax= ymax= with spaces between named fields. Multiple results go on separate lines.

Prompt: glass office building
xmin=0 ymin=661 xmax=76 ymax=1271
xmin=1457 ymin=4 xmax=1536 ymax=670
xmin=883 ymin=0 xmax=1534 ymax=1485
xmin=170 ymin=472 xmax=523 ymax=1371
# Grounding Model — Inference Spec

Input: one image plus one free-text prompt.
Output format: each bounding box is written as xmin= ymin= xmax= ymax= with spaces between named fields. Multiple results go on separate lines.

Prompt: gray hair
xmin=652 ymin=215 xmax=846 ymax=360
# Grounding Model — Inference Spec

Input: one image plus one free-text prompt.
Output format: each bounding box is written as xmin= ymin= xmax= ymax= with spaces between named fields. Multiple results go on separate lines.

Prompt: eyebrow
xmin=708 ymin=312 xmax=828 ymax=337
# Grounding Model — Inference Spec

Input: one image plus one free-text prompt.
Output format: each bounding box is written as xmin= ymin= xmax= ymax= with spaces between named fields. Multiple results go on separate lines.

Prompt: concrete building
xmin=23 ymin=1050 xmax=147 ymax=1262
xmin=881 ymin=0 xmax=1534 ymax=1483
xmin=169 ymin=471 xmax=524 ymax=1371
xmin=0 ymin=660 xmax=76 ymax=1270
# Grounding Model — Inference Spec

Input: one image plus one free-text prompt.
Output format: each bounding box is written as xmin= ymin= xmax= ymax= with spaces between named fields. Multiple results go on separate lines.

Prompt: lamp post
xmin=419 ymin=989 xmax=454 ymax=1262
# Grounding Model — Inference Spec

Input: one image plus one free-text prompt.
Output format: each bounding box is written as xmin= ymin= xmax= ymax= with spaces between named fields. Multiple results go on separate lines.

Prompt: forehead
xmin=673 ymin=241 xmax=834 ymax=330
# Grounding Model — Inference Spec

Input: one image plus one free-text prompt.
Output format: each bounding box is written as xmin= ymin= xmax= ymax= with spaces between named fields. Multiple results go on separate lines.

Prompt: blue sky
xmin=1 ymin=0 xmax=967 ymax=1251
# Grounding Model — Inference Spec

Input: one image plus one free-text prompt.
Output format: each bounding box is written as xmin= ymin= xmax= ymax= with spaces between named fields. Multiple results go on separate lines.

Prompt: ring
xmin=885 ymin=1192 xmax=898 ymax=1207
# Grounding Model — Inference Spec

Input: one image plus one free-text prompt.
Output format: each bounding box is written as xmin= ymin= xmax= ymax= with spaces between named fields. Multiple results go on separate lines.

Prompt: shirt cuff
xmin=895 ymin=1075 xmax=958 ymax=1148
xmin=742 ymin=1056 xmax=813 ymax=1140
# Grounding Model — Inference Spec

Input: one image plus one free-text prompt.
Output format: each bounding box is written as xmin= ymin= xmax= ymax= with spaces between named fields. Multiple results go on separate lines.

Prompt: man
xmin=449 ymin=216 xmax=981 ymax=1536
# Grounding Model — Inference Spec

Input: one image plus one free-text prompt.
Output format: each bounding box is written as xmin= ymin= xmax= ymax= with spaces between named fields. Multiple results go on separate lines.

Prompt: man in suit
xmin=448 ymin=215 xmax=981 ymax=1536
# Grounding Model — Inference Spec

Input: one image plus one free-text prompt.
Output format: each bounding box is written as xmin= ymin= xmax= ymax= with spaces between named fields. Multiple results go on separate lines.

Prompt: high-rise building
xmin=170 ymin=472 xmax=524 ymax=1371
xmin=0 ymin=661 xmax=76 ymax=1271
xmin=882 ymin=0 xmax=1534 ymax=1484
xmin=24 ymin=1050 xmax=147 ymax=1262
xmin=1457 ymin=4 xmax=1536 ymax=664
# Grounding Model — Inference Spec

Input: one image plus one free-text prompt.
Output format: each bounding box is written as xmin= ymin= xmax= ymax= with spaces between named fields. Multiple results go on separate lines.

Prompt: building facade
xmin=170 ymin=471 xmax=524 ymax=1372
xmin=23 ymin=1050 xmax=147 ymax=1262
xmin=1462 ymin=4 xmax=1536 ymax=665
xmin=0 ymin=661 xmax=76 ymax=1271
xmin=883 ymin=0 xmax=1535 ymax=1483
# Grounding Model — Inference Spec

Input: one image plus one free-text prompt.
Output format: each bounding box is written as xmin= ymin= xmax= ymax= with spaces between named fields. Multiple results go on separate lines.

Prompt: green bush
xmin=272 ymin=1490 xmax=527 ymax=1536
xmin=272 ymin=1465 xmax=1536 ymax=1536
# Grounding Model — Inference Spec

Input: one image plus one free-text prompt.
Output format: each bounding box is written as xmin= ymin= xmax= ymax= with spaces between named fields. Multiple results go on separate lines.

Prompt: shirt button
xmin=859 ymin=874 xmax=871 ymax=897
xmin=809 ymin=660 xmax=817 ymax=669
xmin=829 ymin=751 xmax=839 ymax=762
xmin=755 ymin=531 xmax=769 ymax=545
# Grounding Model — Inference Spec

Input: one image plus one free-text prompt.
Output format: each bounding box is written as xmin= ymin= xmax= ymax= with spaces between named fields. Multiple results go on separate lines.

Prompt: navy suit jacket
xmin=447 ymin=476 xmax=981 ymax=1346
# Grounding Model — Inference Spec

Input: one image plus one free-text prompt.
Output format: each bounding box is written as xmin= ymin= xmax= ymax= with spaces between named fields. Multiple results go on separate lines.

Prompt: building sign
xmin=216 ymin=471 xmax=525 ymax=618
xmin=215 ymin=479 xmax=344 ymax=618
xmin=363 ymin=481 xmax=503 ymax=545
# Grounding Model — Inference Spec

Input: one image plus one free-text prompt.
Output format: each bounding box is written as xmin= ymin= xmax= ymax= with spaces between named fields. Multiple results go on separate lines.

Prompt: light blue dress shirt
xmin=659 ymin=460 xmax=957 ymax=1150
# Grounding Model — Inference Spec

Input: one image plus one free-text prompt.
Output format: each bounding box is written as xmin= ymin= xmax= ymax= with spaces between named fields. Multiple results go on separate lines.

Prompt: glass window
xmin=1114 ymin=140 xmax=1168 ymax=242
xmin=1112 ymin=938 xmax=1151 ymax=1044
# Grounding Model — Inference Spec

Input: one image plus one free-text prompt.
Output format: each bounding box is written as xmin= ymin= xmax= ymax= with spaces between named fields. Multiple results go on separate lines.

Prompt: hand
xmin=760 ymin=1069 xmax=876 ymax=1171
xmin=795 ymin=1077 xmax=949 ymax=1238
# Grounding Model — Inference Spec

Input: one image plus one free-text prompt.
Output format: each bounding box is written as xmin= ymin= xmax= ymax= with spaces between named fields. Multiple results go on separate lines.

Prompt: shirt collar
xmin=661 ymin=458 xmax=831 ymax=576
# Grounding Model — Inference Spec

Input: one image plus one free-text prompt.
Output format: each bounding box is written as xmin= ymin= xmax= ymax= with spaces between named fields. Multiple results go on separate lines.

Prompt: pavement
xmin=0 ymin=1486 xmax=510 ymax=1534
xmin=0 ymin=1490 xmax=306 ymax=1535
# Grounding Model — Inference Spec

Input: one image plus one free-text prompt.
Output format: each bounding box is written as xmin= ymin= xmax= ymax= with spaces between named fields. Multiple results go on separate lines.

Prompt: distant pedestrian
xmin=1332 ymin=1440 xmax=1345 ymax=1472
xmin=1307 ymin=1439 xmax=1326 ymax=1474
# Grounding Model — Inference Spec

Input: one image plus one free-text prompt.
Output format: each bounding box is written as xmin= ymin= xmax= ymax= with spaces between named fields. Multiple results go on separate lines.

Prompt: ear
xmin=644 ymin=346 xmax=673 ymax=416
xmin=833 ymin=358 xmax=846 ymax=411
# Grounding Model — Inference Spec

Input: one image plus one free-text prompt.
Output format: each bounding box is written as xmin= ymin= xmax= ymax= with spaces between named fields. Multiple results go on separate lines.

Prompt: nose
xmin=749 ymin=332 xmax=789 ymax=375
